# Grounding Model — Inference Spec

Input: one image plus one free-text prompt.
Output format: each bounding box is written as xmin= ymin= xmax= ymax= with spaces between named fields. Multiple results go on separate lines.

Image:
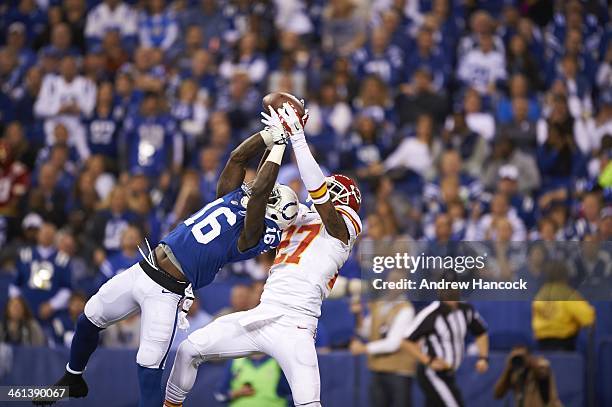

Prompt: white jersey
xmin=260 ymin=204 xmax=362 ymax=318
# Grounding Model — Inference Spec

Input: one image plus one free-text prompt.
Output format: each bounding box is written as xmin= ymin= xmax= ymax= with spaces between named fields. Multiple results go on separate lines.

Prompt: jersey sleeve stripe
xmin=336 ymin=207 xmax=361 ymax=235
xmin=308 ymin=182 xmax=328 ymax=200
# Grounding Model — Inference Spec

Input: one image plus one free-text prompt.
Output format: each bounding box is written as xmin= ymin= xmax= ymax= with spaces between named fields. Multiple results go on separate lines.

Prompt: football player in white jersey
xmin=163 ymin=101 xmax=362 ymax=407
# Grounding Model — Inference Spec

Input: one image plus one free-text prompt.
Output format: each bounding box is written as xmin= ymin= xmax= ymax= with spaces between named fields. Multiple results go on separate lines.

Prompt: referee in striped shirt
xmin=402 ymin=299 xmax=489 ymax=407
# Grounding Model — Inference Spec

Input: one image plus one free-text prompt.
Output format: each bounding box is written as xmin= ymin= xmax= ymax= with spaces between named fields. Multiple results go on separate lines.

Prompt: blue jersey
xmin=122 ymin=113 xmax=181 ymax=178
xmin=14 ymin=247 xmax=72 ymax=313
xmin=161 ymin=188 xmax=281 ymax=289
xmin=85 ymin=109 xmax=120 ymax=157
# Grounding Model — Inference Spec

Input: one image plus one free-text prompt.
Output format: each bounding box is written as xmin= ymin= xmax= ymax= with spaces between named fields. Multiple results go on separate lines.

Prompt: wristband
xmin=260 ymin=128 xmax=274 ymax=148
xmin=478 ymin=355 xmax=489 ymax=362
xmin=265 ymin=144 xmax=286 ymax=165
xmin=309 ymin=182 xmax=330 ymax=204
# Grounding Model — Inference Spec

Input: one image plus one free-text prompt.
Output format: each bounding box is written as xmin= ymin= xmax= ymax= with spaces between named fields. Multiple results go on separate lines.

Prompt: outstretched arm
xmin=276 ymin=102 xmax=349 ymax=244
xmin=216 ymin=123 xmax=287 ymax=198
xmin=237 ymin=144 xmax=286 ymax=251
xmin=216 ymin=133 xmax=266 ymax=198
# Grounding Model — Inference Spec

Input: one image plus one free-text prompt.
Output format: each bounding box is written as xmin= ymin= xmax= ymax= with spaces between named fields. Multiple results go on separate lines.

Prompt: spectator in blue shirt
xmin=171 ymin=79 xmax=208 ymax=164
xmin=7 ymin=66 xmax=42 ymax=134
xmin=0 ymin=48 xmax=23 ymax=99
xmin=138 ymin=0 xmax=179 ymax=52
xmin=352 ymin=27 xmax=404 ymax=86
xmin=121 ymin=91 xmax=183 ymax=178
xmin=172 ymin=25 xmax=204 ymax=74
xmin=129 ymin=47 xmax=166 ymax=93
xmin=197 ymin=147 xmax=222 ymax=205
xmin=215 ymin=71 xmax=260 ymax=135
xmin=547 ymin=28 xmax=597 ymax=89
xmin=96 ymin=225 xmax=142 ymax=289
xmin=9 ymin=222 xmax=73 ymax=322
xmin=547 ymin=1 xmax=601 ymax=66
xmin=496 ymin=74 xmax=541 ymax=125
xmin=27 ymin=162 xmax=68 ymax=227
xmin=84 ymin=0 xmax=138 ymax=51
xmin=5 ymin=23 xmax=36 ymax=79
xmin=495 ymin=164 xmax=537 ymax=229
xmin=85 ymin=185 xmax=143 ymax=263
xmin=404 ymin=25 xmax=450 ymax=92
xmin=5 ymin=0 xmax=47 ymax=45
xmin=49 ymin=291 xmax=86 ymax=347
xmin=304 ymin=80 xmax=352 ymax=165
xmin=85 ymin=82 xmax=121 ymax=159
xmin=219 ymin=31 xmax=268 ymax=84
xmin=179 ymin=49 xmax=218 ymax=107
xmin=321 ymin=0 xmax=367 ymax=57
xmin=112 ymin=71 xmax=139 ymax=123
xmin=352 ymin=75 xmax=393 ymax=124
xmin=180 ymin=0 xmax=228 ymax=52
xmin=537 ymin=123 xmax=586 ymax=191
xmin=342 ymin=113 xmax=392 ymax=185
xmin=570 ymin=193 xmax=602 ymax=241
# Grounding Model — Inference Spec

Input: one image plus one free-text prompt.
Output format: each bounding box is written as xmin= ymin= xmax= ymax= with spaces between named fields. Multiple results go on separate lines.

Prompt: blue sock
xmin=68 ymin=314 xmax=103 ymax=373
xmin=137 ymin=365 xmax=164 ymax=407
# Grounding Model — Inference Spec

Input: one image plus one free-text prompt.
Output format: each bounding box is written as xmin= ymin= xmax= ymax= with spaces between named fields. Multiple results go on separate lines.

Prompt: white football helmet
xmin=265 ymin=184 xmax=299 ymax=229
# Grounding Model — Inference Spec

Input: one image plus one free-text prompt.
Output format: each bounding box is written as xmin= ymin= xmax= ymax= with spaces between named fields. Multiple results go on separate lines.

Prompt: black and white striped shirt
xmin=404 ymin=301 xmax=487 ymax=371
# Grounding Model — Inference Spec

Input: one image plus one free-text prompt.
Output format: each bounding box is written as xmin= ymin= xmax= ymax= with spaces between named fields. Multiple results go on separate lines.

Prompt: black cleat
xmin=32 ymin=370 xmax=88 ymax=405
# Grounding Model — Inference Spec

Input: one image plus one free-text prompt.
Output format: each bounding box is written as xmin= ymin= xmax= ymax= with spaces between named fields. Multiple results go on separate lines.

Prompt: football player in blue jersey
xmin=34 ymin=111 xmax=299 ymax=406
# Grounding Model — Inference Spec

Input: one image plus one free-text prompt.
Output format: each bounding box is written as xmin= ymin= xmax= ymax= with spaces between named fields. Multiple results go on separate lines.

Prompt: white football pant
xmin=165 ymin=303 xmax=322 ymax=406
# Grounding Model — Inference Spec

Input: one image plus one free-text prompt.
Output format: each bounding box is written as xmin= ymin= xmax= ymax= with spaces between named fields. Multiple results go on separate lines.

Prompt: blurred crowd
xmin=0 ymin=0 xmax=610 ymax=349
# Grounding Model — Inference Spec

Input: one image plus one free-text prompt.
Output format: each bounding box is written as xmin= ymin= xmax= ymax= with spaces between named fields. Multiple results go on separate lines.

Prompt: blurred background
xmin=0 ymin=0 xmax=610 ymax=405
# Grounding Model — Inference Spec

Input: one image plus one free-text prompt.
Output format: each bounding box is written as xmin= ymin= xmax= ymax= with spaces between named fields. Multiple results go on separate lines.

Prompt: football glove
xmin=260 ymin=105 xmax=290 ymax=146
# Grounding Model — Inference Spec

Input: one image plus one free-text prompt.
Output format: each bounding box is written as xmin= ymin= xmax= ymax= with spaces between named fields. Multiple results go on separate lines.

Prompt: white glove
xmin=260 ymin=105 xmax=289 ymax=147
xmin=177 ymin=285 xmax=194 ymax=330
xmin=277 ymin=102 xmax=306 ymax=143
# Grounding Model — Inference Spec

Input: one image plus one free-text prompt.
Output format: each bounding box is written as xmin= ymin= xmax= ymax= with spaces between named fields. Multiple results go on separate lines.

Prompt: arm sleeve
xmin=366 ymin=307 xmax=415 ymax=355
xmin=291 ymin=137 xmax=327 ymax=197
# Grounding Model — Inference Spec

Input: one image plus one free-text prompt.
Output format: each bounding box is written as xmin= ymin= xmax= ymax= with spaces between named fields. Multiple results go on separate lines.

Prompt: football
xmin=262 ymin=92 xmax=305 ymax=117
